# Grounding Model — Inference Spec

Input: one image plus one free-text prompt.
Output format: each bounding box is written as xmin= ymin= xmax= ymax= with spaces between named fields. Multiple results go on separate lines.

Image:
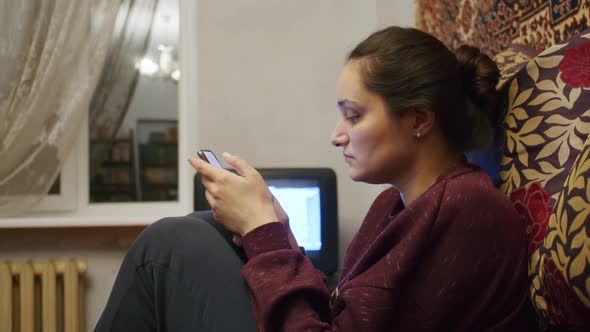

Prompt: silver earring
xmin=416 ymin=132 xmax=421 ymax=139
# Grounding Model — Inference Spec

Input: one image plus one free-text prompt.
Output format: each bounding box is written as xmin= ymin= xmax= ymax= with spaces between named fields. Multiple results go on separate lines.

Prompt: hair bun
xmin=455 ymin=45 xmax=501 ymax=131
xmin=455 ymin=45 xmax=500 ymax=107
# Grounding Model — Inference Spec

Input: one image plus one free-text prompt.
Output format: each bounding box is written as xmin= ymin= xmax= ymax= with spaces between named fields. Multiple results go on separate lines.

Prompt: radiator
xmin=0 ymin=259 xmax=87 ymax=332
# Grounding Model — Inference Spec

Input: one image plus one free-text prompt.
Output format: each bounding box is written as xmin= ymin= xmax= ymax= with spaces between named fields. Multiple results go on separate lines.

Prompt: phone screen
xmin=203 ymin=150 xmax=223 ymax=168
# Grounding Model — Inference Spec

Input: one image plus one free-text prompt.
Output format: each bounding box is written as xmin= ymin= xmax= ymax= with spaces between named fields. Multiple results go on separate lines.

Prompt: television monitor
xmin=194 ymin=168 xmax=338 ymax=276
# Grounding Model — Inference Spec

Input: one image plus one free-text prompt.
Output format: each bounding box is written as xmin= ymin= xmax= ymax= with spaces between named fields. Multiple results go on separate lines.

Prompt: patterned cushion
xmin=467 ymin=44 xmax=539 ymax=184
xmin=529 ymin=134 xmax=590 ymax=330
xmin=498 ymin=30 xmax=590 ymax=203
xmin=495 ymin=29 xmax=590 ymax=330
xmin=510 ymin=182 xmax=552 ymax=258
xmin=494 ymin=44 xmax=539 ymax=89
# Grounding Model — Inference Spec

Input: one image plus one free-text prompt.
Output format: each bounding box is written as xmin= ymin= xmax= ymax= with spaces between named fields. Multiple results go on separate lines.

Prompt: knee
xmin=140 ymin=214 xmax=209 ymax=244
xmin=130 ymin=213 xmax=222 ymax=265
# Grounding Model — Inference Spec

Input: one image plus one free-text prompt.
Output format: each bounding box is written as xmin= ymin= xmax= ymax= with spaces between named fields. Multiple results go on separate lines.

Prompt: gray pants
xmin=94 ymin=211 xmax=257 ymax=332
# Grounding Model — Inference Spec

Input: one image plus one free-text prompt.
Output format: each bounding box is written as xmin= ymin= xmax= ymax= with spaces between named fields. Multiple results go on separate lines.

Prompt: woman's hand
xmin=231 ymin=194 xmax=292 ymax=247
xmin=188 ymin=152 xmax=279 ymax=236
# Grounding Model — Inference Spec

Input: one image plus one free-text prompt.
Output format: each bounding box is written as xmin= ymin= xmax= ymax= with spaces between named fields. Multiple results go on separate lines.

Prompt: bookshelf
xmin=137 ymin=119 xmax=178 ymax=201
xmin=89 ymin=131 xmax=139 ymax=202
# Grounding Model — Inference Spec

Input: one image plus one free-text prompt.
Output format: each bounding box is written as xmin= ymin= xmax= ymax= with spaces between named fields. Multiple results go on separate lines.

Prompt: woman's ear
xmin=407 ymin=107 xmax=435 ymax=138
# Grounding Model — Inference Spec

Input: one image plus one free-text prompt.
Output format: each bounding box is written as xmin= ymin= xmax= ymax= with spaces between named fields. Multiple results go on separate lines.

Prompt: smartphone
xmin=196 ymin=149 xmax=223 ymax=168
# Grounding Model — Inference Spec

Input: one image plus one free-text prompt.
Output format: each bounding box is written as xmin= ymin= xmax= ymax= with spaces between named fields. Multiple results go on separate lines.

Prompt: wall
xmin=197 ymin=0 xmax=415 ymax=264
xmin=198 ymin=0 xmax=416 ymax=262
xmin=0 ymin=0 xmax=415 ymax=330
xmin=376 ymin=0 xmax=416 ymax=28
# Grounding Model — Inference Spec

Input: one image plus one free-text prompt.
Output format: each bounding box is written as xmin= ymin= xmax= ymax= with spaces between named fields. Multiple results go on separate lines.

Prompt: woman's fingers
xmin=188 ymin=156 xmax=223 ymax=180
xmin=205 ymin=190 xmax=216 ymax=211
xmin=201 ymin=175 xmax=214 ymax=190
xmin=222 ymin=152 xmax=256 ymax=177
xmin=232 ymin=234 xmax=243 ymax=247
xmin=191 ymin=152 xmax=277 ymax=235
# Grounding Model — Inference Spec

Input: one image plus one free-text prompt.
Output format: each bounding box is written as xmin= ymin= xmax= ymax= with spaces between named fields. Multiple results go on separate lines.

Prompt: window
xmin=9 ymin=0 xmax=198 ymax=226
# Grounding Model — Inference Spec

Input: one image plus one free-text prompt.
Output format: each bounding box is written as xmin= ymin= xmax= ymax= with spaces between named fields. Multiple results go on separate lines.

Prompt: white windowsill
xmin=1 ymin=199 xmax=197 ymax=228
xmin=0 ymin=216 xmax=155 ymax=228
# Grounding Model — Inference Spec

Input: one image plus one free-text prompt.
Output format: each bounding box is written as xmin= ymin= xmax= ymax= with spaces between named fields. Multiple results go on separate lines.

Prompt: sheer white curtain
xmin=0 ymin=1 xmax=121 ymax=216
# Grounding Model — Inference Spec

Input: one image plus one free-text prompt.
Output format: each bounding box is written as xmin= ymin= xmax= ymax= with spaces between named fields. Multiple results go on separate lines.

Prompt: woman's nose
xmin=330 ymin=119 xmax=348 ymax=147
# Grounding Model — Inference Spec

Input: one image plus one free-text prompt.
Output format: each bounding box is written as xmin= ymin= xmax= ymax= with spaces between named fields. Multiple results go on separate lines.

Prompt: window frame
xmin=32 ymin=134 xmax=79 ymax=213
xmin=0 ymin=0 xmax=198 ymax=228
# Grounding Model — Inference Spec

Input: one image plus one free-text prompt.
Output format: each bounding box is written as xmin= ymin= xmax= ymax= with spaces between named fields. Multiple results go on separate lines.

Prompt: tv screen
xmin=267 ymin=179 xmax=322 ymax=251
xmin=194 ymin=168 xmax=338 ymax=276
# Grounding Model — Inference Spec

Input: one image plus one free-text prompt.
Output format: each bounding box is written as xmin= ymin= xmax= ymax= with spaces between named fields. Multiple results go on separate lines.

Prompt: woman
xmin=96 ymin=26 xmax=536 ymax=331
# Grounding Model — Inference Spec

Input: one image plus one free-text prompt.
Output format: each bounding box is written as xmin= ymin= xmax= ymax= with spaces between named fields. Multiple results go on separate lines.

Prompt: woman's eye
xmin=346 ymin=114 xmax=360 ymax=124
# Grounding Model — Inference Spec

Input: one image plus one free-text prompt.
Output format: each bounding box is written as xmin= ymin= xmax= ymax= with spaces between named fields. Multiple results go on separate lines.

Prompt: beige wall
xmin=0 ymin=1 xmax=415 ymax=330
xmin=376 ymin=0 xmax=416 ymax=28
xmin=197 ymin=0 xmax=382 ymax=266
xmin=197 ymin=0 xmax=415 ymax=263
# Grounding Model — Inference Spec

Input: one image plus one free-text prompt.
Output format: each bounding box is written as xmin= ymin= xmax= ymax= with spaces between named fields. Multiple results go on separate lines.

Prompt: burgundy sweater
xmin=241 ymin=164 xmax=537 ymax=331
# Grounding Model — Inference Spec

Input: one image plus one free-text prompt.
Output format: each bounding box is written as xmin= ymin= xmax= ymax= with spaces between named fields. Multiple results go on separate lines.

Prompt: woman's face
xmin=331 ymin=60 xmax=416 ymax=185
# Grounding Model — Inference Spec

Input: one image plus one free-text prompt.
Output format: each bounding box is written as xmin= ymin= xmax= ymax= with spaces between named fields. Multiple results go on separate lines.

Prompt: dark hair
xmin=347 ymin=26 xmax=500 ymax=153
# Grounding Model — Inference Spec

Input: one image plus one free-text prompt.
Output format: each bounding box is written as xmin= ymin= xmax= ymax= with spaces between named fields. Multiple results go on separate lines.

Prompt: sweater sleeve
xmin=240 ymin=189 xmax=400 ymax=332
xmin=241 ymin=222 xmax=341 ymax=331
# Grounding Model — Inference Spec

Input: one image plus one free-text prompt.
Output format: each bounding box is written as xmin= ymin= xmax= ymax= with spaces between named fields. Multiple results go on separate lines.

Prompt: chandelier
xmin=135 ymin=44 xmax=180 ymax=82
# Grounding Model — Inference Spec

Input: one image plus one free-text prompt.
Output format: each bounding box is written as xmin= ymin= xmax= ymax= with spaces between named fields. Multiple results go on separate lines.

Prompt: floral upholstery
xmin=496 ymin=29 xmax=590 ymax=330
xmin=530 ymin=134 xmax=590 ymax=330
xmin=498 ymin=31 xmax=590 ymax=202
xmin=510 ymin=182 xmax=552 ymax=258
xmin=494 ymin=44 xmax=539 ymax=89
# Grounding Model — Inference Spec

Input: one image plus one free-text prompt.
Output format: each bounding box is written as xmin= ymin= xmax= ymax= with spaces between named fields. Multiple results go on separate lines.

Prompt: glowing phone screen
xmin=204 ymin=150 xmax=223 ymax=168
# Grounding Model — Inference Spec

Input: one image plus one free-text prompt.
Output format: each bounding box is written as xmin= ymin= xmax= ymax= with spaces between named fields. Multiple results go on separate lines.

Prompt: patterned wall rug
xmin=416 ymin=0 xmax=590 ymax=56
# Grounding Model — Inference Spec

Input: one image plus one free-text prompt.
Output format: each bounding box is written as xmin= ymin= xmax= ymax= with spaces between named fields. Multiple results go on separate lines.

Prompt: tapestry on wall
xmin=416 ymin=0 xmax=589 ymax=56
